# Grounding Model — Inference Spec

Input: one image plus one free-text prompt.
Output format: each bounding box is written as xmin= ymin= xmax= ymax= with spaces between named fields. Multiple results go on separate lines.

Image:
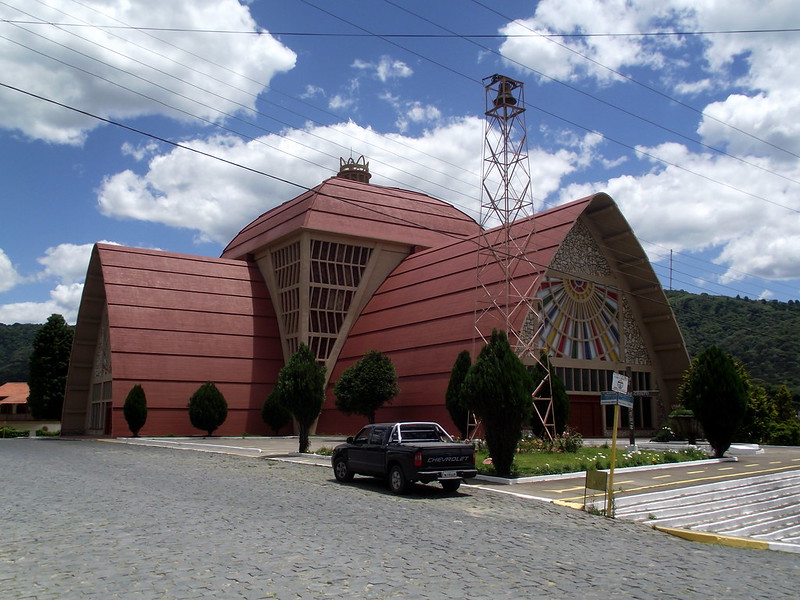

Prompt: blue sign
xmin=617 ymin=393 xmax=634 ymax=409
xmin=600 ymin=391 xmax=618 ymax=405
xmin=600 ymin=391 xmax=634 ymax=408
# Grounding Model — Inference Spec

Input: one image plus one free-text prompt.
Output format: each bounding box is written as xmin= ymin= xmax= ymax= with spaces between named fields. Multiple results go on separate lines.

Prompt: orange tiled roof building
xmin=62 ymin=165 xmax=689 ymax=437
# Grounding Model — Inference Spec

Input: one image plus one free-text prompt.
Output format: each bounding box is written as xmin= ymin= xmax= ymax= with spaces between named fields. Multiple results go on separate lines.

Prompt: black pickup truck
xmin=331 ymin=422 xmax=477 ymax=494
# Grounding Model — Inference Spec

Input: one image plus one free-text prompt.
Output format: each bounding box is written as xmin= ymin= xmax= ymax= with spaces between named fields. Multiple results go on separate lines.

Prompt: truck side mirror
xmin=346 ymin=436 xmax=354 ymax=444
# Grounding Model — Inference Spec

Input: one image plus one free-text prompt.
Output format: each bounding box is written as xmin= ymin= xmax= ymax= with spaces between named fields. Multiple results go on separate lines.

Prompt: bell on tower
xmin=337 ymin=155 xmax=372 ymax=183
xmin=493 ymin=79 xmax=518 ymax=106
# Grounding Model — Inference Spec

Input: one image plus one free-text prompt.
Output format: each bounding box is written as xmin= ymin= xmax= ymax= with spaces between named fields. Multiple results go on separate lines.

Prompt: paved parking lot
xmin=1 ymin=439 xmax=798 ymax=599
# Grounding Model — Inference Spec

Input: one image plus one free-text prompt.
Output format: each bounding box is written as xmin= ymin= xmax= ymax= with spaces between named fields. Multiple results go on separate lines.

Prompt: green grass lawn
xmin=476 ymin=446 xmax=709 ymax=477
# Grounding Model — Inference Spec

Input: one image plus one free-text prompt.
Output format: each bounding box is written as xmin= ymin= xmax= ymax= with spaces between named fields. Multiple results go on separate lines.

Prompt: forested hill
xmin=665 ymin=290 xmax=800 ymax=395
xmin=0 ymin=323 xmax=40 ymax=384
xmin=2 ymin=292 xmax=799 ymax=395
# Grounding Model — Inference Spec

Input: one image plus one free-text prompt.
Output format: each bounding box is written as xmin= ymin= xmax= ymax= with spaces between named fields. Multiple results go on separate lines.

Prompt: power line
xmin=4 ymin=19 xmax=800 ymax=37
xmin=0 ymin=81 xmax=700 ymax=310
xmin=11 ymin=0 xmax=800 ymax=197
xmin=471 ymin=0 xmax=800 ymax=163
xmin=5 ymin=0 xmax=481 ymax=210
xmin=3 ymin=4 xmax=798 ymax=298
xmin=381 ymin=0 xmax=800 ymax=201
xmin=21 ymin=0 xmax=482 ymax=202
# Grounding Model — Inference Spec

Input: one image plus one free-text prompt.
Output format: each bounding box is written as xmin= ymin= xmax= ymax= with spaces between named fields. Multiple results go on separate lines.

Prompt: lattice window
xmin=272 ymin=241 xmax=301 ymax=351
xmin=308 ymin=239 xmax=371 ymax=360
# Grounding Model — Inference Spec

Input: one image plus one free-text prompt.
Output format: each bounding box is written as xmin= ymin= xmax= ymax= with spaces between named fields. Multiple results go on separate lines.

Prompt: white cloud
xmin=376 ymin=56 xmax=413 ymax=82
xmin=699 ymin=91 xmax=800 ymax=160
xmin=97 ymin=119 xmax=490 ymax=244
xmin=95 ymin=115 xmax=620 ymax=243
xmin=498 ymin=0 xmax=684 ymax=83
xmin=498 ymin=1 xmax=800 ymax=164
xmin=0 ymin=0 xmax=296 ymax=144
xmin=0 ymin=249 xmax=23 ymax=293
xmin=406 ymin=103 xmax=441 ymax=124
xmin=0 ymin=242 xmax=122 ymax=324
xmin=0 ymin=284 xmax=83 ymax=325
xmin=37 ymin=242 xmax=114 ymax=285
xmin=301 ymin=85 xmax=325 ymax=100
xmin=557 ymin=143 xmax=800 ymax=283
xmin=329 ymin=95 xmax=354 ymax=110
xmin=122 ymin=141 xmax=162 ymax=162
xmin=382 ymin=95 xmax=442 ymax=132
xmin=353 ymin=56 xmax=413 ymax=82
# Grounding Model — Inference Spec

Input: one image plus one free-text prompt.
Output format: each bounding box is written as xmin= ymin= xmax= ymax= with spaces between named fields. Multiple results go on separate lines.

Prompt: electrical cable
xmin=6 ymin=80 xmax=794 ymax=310
xmin=3 ymin=2 xmax=786 ymax=298
xmin=11 ymin=0 xmax=481 ymax=206
xmin=471 ymin=0 xmax=800 ymax=163
xmin=391 ymin=0 xmax=800 ymax=185
xmin=5 ymin=18 xmax=800 ymax=38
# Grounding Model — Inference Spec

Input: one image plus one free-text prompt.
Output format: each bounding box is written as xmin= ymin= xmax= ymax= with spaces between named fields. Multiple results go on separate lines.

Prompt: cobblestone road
xmin=2 ymin=439 xmax=797 ymax=599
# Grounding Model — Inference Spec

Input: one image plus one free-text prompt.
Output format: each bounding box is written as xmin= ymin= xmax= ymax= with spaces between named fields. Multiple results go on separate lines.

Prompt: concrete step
xmin=635 ymin=492 xmax=798 ymax=528
xmin=713 ymin=510 xmax=800 ymax=538
xmin=615 ymin=471 xmax=800 ymax=521
xmin=614 ymin=470 xmax=800 ymax=550
xmin=618 ymin=482 xmax=798 ymax=521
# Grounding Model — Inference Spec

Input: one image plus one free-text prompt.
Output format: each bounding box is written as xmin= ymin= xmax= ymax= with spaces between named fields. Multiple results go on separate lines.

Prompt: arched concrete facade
xmin=62 ymin=177 xmax=688 ymax=437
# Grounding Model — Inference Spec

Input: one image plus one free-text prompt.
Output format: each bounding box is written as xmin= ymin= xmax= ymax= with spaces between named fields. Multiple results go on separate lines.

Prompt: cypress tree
xmin=445 ymin=350 xmax=472 ymax=439
xmin=464 ymin=330 xmax=533 ymax=477
xmin=123 ymin=384 xmax=148 ymax=437
xmin=274 ymin=343 xmax=326 ymax=453
xmin=679 ymin=346 xmax=748 ymax=457
xmin=261 ymin=387 xmax=292 ymax=435
xmin=188 ymin=382 xmax=228 ymax=436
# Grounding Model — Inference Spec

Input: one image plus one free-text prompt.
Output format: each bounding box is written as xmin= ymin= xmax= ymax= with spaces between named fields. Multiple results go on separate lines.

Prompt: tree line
xmin=666 ymin=290 xmax=800 ymax=398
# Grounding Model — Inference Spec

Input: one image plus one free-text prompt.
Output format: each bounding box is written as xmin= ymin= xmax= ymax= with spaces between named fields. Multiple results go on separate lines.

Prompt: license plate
xmin=440 ymin=471 xmax=459 ymax=479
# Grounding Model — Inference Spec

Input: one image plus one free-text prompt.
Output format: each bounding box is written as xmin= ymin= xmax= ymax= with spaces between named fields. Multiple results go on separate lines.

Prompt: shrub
xmin=334 ymin=350 xmax=398 ymax=424
xmin=35 ymin=427 xmax=60 ymax=437
xmin=651 ymin=424 xmax=674 ymax=442
xmin=0 ymin=426 xmax=30 ymax=438
xmin=770 ymin=421 xmax=800 ymax=446
xmin=123 ymin=384 xmax=148 ymax=437
xmin=188 ymin=382 xmax=228 ymax=436
xmin=555 ymin=427 xmax=583 ymax=453
xmin=261 ymin=388 xmax=292 ymax=435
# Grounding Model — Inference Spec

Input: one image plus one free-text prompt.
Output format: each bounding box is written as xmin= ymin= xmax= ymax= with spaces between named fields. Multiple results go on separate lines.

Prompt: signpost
xmin=601 ymin=373 xmax=630 ymax=518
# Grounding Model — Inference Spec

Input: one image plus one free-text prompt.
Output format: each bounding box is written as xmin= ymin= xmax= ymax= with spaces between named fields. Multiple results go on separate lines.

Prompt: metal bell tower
xmin=472 ymin=74 xmax=555 ymax=439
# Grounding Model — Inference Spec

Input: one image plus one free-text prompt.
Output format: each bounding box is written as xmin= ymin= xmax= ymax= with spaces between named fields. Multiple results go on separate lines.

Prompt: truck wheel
xmin=333 ymin=458 xmax=354 ymax=482
xmin=441 ymin=479 xmax=461 ymax=493
xmin=388 ymin=465 xmax=408 ymax=494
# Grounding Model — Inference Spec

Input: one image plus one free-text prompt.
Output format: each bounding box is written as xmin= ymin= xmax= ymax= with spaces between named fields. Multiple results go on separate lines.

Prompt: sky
xmin=1 ymin=0 xmax=799 ymax=324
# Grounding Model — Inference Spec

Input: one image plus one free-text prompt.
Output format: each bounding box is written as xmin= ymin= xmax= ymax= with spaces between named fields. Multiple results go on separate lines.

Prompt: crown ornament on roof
xmin=337 ymin=155 xmax=372 ymax=183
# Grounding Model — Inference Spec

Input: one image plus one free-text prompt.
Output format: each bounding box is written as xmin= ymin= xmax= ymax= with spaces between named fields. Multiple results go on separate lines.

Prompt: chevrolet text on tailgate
xmin=331 ymin=422 xmax=477 ymax=494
